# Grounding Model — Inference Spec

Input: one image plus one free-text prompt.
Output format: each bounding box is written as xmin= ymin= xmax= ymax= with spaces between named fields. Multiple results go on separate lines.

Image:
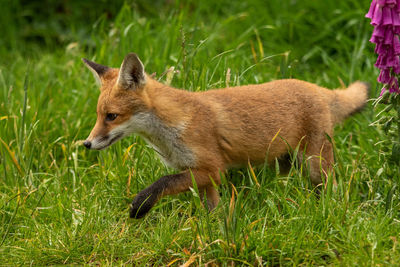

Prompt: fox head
xmin=82 ymin=53 xmax=151 ymax=150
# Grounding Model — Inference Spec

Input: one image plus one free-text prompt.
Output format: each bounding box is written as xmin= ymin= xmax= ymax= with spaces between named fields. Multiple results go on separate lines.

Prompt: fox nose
xmin=83 ymin=140 xmax=92 ymax=149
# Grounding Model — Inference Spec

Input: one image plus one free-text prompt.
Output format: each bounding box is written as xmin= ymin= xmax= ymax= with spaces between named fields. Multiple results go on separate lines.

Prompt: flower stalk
xmin=367 ymin=0 xmax=400 ymax=166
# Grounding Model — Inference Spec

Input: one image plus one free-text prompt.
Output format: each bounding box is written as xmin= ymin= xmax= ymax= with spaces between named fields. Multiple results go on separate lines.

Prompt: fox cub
xmin=82 ymin=53 xmax=368 ymax=218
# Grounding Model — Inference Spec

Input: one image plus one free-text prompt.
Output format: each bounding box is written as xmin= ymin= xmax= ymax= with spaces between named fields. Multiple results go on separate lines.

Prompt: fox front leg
xmin=199 ymin=185 xmax=220 ymax=211
xmin=129 ymin=169 xmax=220 ymax=218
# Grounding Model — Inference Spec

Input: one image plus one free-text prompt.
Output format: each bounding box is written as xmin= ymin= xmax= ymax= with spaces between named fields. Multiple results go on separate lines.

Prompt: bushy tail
xmin=330 ymin=81 xmax=369 ymax=124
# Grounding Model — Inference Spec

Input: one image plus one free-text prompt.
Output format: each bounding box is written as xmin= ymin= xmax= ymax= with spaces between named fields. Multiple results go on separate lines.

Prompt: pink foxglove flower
xmin=366 ymin=0 xmax=400 ymax=94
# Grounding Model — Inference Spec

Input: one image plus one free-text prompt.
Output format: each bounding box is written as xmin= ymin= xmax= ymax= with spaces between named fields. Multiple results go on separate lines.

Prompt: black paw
xmin=129 ymin=191 xmax=158 ymax=219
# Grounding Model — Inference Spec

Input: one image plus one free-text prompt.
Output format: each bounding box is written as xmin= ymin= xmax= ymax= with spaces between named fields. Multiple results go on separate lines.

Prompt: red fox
xmin=82 ymin=53 xmax=369 ymax=218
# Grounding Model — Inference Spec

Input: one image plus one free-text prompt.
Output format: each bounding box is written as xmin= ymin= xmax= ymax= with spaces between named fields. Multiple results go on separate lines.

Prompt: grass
xmin=1 ymin=0 xmax=400 ymax=265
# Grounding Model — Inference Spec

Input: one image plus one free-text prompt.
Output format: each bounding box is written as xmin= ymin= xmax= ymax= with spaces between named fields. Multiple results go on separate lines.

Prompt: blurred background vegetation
xmin=2 ymin=0 xmax=371 ymax=79
xmin=2 ymin=0 xmax=122 ymax=52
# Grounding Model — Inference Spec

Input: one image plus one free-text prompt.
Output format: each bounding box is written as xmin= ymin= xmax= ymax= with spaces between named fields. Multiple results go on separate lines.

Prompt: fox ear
xmin=117 ymin=53 xmax=146 ymax=90
xmin=82 ymin=58 xmax=109 ymax=86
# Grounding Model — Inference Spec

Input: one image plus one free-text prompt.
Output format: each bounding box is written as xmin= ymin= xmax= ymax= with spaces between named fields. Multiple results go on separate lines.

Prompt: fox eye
xmin=105 ymin=113 xmax=118 ymax=121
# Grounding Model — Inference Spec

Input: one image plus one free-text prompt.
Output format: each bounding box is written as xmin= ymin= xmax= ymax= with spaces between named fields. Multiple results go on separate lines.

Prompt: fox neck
xmin=128 ymin=81 xmax=196 ymax=169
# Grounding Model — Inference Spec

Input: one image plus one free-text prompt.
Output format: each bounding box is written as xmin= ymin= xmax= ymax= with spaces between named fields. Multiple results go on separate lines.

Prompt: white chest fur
xmin=114 ymin=112 xmax=196 ymax=169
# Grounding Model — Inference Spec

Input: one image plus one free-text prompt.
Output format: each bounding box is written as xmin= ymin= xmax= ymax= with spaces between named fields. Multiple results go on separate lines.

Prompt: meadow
xmin=1 ymin=0 xmax=399 ymax=265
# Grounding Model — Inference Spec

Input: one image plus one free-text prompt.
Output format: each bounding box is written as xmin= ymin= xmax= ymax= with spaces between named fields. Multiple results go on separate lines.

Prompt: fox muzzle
xmin=83 ymin=140 xmax=92 ymax=149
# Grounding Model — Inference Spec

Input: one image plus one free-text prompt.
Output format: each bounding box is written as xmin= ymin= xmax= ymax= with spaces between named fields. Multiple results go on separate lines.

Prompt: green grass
xmin=1 ymin=0 xmax=400 ymax=265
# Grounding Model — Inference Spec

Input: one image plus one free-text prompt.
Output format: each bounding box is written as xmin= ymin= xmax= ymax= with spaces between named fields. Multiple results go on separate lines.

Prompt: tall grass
xmin=0 ymin=0 xmax=399 ymax=265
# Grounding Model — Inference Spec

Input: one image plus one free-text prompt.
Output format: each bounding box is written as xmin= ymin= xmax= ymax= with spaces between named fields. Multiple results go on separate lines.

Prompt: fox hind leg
xmin=304 ymin=139 xmax=336 ymax=188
